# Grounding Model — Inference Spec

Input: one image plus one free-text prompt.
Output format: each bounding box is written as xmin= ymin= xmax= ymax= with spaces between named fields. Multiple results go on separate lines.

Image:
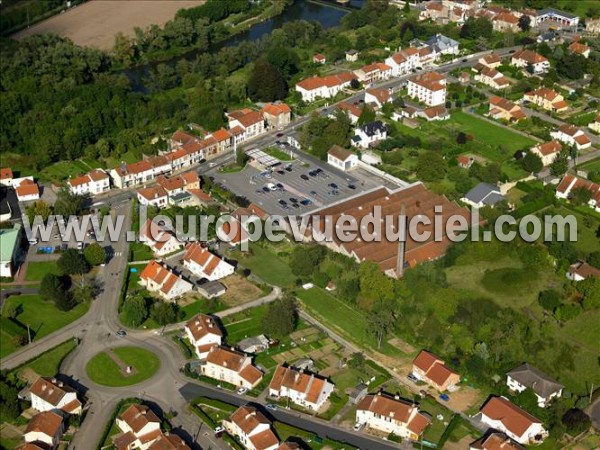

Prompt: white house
xmin=529 ymin=141 xmax=562 ymax=166
xmin=67 ymin=169 xmax=110 ymax=196
xmin=332 ymin=102 xmax=362 ymax=124
xmin=327 ymin=145 xmax=358 ymax=171
xmin=550 ymin=124 xmax=592 ymax=150
xmin=139 ymin=260 xmax=193 ymax=301
xmin=588 ymin=115 xmax=600 ymax=134
xmin=261 ymin=103 xmax=292 ymax=130
xmin=568 ymin=41 xmax=590 ymax=58
xmin=14 ymin=177 xmax=40 ymax=202
xmin=114 ymin=403 xmax=162 ymax=449
xmin=353 ymin=62 xmax=392 ymax=85
xmin=227 ymin=109 xmax=266 ymax=144
xmin=138 ymin=219 xmax=184 ymax=257
xmin=475 ymin=67 xmax=510 ymax=90
xmin=510 ymin=50 xmax=550 ymax=74
xmin=478 ymin=53 xmax=502 ymax=69
xmin=295 ymin=72 xmax=357 ymax=103
xmin=462 ymin=183 xmax=506 ymax=208
xmin=351 ymin=121 xmax=387 ymax=148
xmin=407 ymin=71 xmax=447 ymax=106
xmin=269 ymin=365 xmax=335 ymax=411
xmin=24 ymin=411 xmax=64 ymax=449
xmin=137 ymin=186 xmax=168 ymax=209
xmin=29 ymin=377 xmax=82 ymax=415
xmin=184 ymin=314 xmax=223 ymax=359
xmin=426 ymin=34 xmax=459 ymax=55
xmin=386 ymin=47 xmax=420 ymax=76
xmin=364 ymin=87 xmax=392 ymax=109
xmin=182 ymin=242 xmax=234 ymax=281
xmin=346 ymin=49 xmax=359 ymax=62
xmin=356 ymin=393 xmax=431 ymax=441
xmin=567 ymin=261 xmax=600 ymax=281
xmin=200 ymin=346 xmax=263 ymax=389
xmin=506 ymin=363 xmax=564 ymax=408
xmin=480 ymin=397 xmax=547 ymax=444
xmin=223 ymin=406 xmax=279 ymax=450
xmin=556 ymin=174 xmax=600 ymax=212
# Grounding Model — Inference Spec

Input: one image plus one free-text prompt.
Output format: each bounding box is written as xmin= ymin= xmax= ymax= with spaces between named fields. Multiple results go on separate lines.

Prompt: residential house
xmin=138 ymin=219 xmax=184 ymax=257
xmin=536 ymin=7 xmax=579 ymax=28
xmin=487 ymin=96 xmax=527 ymax=122
xmin=529 ymin=141 xmax=562 ymax=166
xmin=523 ymin=88 xmax=568 ymax=112
xmin=333 ymin=101 xmax=362 ymax=124
xmin=555 ymin=173 xmax=600 ymax=212
xmin=470 ymin=432 xmax=526 ymax=450
xmin=567 ymin=261 xmax=600 ymax=281
xmin=114 ymin=403 xmax=161 ymax=450
xmin=14 ymin=178 xmax=40 ymax=202
xmin=327 ymin=145 xmax=359 ymax=171
xmin=364 ymin=87 xmax=392 ymax=109
xmin=588 ymin=115 xmax=600 ymax=133
xmin=156 ymin=175 xmax=185 ymax=198
xmin=353 ymin=62 xmax=392 ymax=85
xmin=29 ymin=377 xmax=82 ymax=415
xmin=479 ymin=53 xmax=502 ymax=69
xmin=200 ymin=346 xmax=263 ymax=389
xmin=492 ymin=12 xmax=520 ymax=32
xmin=261 ymin=103 xmax=291 ymax=130
xmin=479 ymin=396 xmax=547 ymax=444
xmin=506 ymin=363 xmax=564 ymax=408
xmin=568 ymin=41 xmax=590 ymax=58
xmin=295 ymin=72 xmax=357 ymax=103
xmin=137 ymin=186 xmax=168 ymax=209
xmin=184 ymin=313 xmax=223 ymax=359
xmin=217 ymin=216 xmax=251 ymax=248
xmin=457 ymin=155 xmax=474 ymax=169
xmin=0 ymin=224 xmax=21 ymax=278
xmin=510 ymin=50 xmax=550 ymax=74
xmin=345 ymin=49 xmax=358 ymax=62
xmin=269 ymin=365 xmax=335 ymax=411
xmin=182 ymin=242 xmax=234 ymax=281
xmin=475 ymin=67 xmax=510 ymax=90
xmin=139 ymin=260 xmax=193 ymax=301
xmin=313 ymin=53 xmax=326 ymax=64
xmin=208 ymin=128 xmax=234 ymax=155
xmin=223 ymin=406 xmax=279 ymax=450
xmin=24 ymin=411 xmax=64 ymax=449
xmin=227 ymin=109 xmax=266 ymax=144
xmin=67 ymin=169 xmax=110 ymax=196
xmin=385 ymin=48 xmax=420 ymax=76
xmin=0 ymin=167 xmax=13 ymax=186
xmin=418 ymin=105 xmax=450 ymax=122
xmin=407 ymin=71 xmax=447 ymax=106
xmin=110 ymin=156 xmax=172 ymax=189
xmin=458 ymin=71 xmax=470 ymax=84
xmin=356 ymin=393 xmax=431 ymax=440
xmin=462 ymin=183 xmax=506 ymax=208
xmin=426 ymin=33 xmax=459 ymax=55
xmin=412 ymin=350 xmax=460 ymax=392
xmin=417 ymin=46 xmax=437 ymax=65
xmin=181 ymin=171 xmax=200 ymax=190
xmin=419 ymin=2 xmax=449 ymax=23
xmin=550 ymin=124 xmax=592 ymax=150
xmin=351 ymin=121 xmax=387 ymax=148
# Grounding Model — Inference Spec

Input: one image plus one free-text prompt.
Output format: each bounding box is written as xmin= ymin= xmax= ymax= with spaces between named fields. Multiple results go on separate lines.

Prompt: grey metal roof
xmin=464 ymin=183 xmax=504 ymax=205
xmin=537 ymin=7 xmax=578 ymax=20
xmin=507 ymin=363 xmax=564 ymax=399
xmin=198 ymin=280 xmax=226 ymax=296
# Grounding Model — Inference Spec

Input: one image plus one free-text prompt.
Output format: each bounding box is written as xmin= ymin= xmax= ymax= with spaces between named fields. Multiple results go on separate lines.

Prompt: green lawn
xmin=40 ymin=160 xmax=91 ymax=182
xmin=12 ymin=339 xmax=78 ymax=378
xmin=221 ymin=304 xmax=268 ymax=344
xmin=263 ymin=147 xmax=294 ymax=161
xmin=128 ymin=243 xmax=154 ymax=262
xmin=1 ymin=295 xmax=89 ymax=358
xmin=232 ymin=244 xmax=296 ymax=287
xmin=86 ymin=346 xmax=160 ymax=387
xmin=580 ymin=157 xmax=600 ymax=173
xmin=24 ymin=261 xmax=61 ymax=282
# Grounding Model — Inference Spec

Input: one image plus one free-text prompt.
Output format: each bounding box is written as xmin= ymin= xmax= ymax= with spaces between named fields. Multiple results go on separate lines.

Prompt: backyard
xmin=228 ymin=242 xmax=296 ymax=287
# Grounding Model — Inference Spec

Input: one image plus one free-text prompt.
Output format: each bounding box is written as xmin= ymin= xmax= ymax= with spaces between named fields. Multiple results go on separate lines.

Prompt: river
xmin=125 ymin=0 xmax=361 ymax=92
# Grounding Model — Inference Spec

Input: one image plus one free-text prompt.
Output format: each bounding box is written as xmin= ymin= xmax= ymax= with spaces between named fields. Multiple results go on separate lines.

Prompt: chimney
xmin=294 ymin=371 xmax=301 ymax=383
xmin=396 ymin=203 xmax=407 ymax=278
xmin=394 ymin=394 xmax=400 ymax=400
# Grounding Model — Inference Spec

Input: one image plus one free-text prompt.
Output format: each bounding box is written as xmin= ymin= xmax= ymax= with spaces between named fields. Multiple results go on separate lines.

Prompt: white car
xmin=214 ymin=426 xmax=224 ymax=434
xmin=353 ymin=422 xmax=363 ymax=431
xmin=237 ymin=387 xmax=248 ymax=395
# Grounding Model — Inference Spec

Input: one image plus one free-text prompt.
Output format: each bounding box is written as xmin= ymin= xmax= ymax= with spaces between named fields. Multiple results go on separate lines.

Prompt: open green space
xmin=263 ymin=147 xmax=294 ymax=161
xmin=221 ymin=303 xmax=269 ymax=344
xmin=86 ymin=346 xmax=160 ymax=387
xmin=1 ymin=294 xmax=88 ymax=358
xmin=24 ymin=261 xmax=61 ymax=282
xmin=12 ymin=339 xmax=77 ymax=379
xmin=231 ymin=243 xmax=296 ymax=287
xmin=128 ymin=242 xmax=155 ymax=262
xmin=40 ymin=159 xmax=91 ymax=183
xmin=580 ymin=157 xmax=600 ymax=173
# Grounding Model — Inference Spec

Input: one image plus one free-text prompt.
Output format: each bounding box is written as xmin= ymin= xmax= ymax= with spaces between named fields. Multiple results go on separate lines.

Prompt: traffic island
xmin=86 ymin=346 xmax=160 ymax=387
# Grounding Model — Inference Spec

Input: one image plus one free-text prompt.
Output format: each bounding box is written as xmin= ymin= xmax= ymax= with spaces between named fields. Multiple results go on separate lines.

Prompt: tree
xmin=538 ymin=289 xmax=562 ymax=312
xmin=460 ymin=17 xmax=492 ymax=39
xmin=83 ymin=243 xmax=106 ymax=266
xmin=518 ymin=15 xmax=531 ymax=31
xmin=348 ymin=352 xmax=365 ymax=369
xmin=236 ymin=146 xmax=248 ymax=167
xmin=520 ymin=151 xmax=543 ymax=173
xmin=350 ymin=78 xmax=360 ymax=89
xmin=0 ymin=377 xmax=21 ymax=422
xmin=54 ymin=188 xmax=86 ymax=217
xmin=550 ymin=153 xmax=569 ymax=177
xmin=261 ymin=295 xmax=298 ymax=339
xmin=71 ymin=276 xmax=96 ymax=303
xmin=289 ymin=245 xmax=326 ymax=278
xmin=366 ymin=305 xmax=396 ymax=349
xmin=122 ymin=295 xmax=148 ymax=327
xmin=40 ymin=273 xmax=67 ymax=302
xmin=25 ymin=200 xmax=52 ymax=223
xmin=55 ymin=293 xmax=77 ymax=312
xmin=456 ymin=132 xmax=467 ymax=145
xmin=151 ymin=302 xmax=179 ymax=326
xmin=588 ymin=251 xmax=600 ymax=269
xmin=247 ymin=58 xmax=287 ymax=102
xmin=562 ymin=409 xmax=591 ymax=434
xmin=58 ymin=249 xmax=90 ymax=275
xmin=416 ymin=151 xmax=447 ymax=182
xmin=570 ymin=186 xmax=592 ymax=206
xmin=357 ymin=105 xmax=376 ymax=125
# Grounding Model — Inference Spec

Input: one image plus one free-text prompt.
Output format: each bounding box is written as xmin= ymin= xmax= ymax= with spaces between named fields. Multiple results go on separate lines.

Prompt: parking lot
xmin=212 ymin=151 xmax=380 ymax=215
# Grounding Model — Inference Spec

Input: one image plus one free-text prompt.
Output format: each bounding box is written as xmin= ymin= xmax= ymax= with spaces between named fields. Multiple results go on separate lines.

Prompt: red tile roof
xmin=480 ymin=397 xmax=541 ymax=438
xmin=228 ymin=405 xmax=271 ymax=435
xmin=0 ymin=167 xmax=12 ymax=180
xmin=25 ymin=411 xmax=63 ymax=438
xmin=183 ymin=242 xmax=226 ymax=277
xmin=262 ymin=103 xmax=291 ymax=117
xmin=119 ymin=404 xmax=161 ymax=434
xmin=186 ymin=314 xmax=223 ymax=342
xmin=15 ymin=178 xmax=39 ymax=197
xmin=357 ymin=393 xmax=430 ymax=436
xmin=569 ymin=41 xmax=590 ymax=55
xmin=513 ymin=50 xmax=548 ymax=64
xmin=409 ymin=71 xmax=446 ymax=92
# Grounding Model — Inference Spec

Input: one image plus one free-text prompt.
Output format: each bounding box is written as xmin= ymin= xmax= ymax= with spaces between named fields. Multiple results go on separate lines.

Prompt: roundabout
xmin=85 ymin=346 xmax=161 ymax=387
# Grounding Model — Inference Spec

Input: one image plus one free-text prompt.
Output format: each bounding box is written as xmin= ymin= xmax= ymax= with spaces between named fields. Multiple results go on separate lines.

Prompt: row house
xmin=487 ymin=96 xmax=527 ymax=122
xmin=510 ymin=50 xmax=550 ymax=74
xmin=523 ymin=87 xmax=568 ymax=112
xmin=138 ymin=219 xmax=184 ymax=257
xmin=407 ymin=71 xmax=447 ymax=106
xmin=479 ymin=396 xmax=547 ymax=445
xmin=412 ymin=350 xmax=460 ymax=392
xmin=200 ymin=346 xmax=263 ymax=389
xmin=550 ymin=124 xmax=592 ymax=150
xmin=67 ymin=169 xmax=110 ymax=196
xmin=506 ymin=363 xmax=563 ymax=408
xmin=261 ymin=103 xmax=291 ymax=130
xmin=356 ymin=393 xmax=431 ymax=441
xmin=111 ymin=157 xmax=171 ymax=190
xmin=184 ymin=313 xmax=223 ymax=359
xmin=227 ymin=109 xmax=266 ymax=144
xmin=269 ymin=365 xmax=335 ymax=411
xmin=29 ymin=377 xmax=82 ymax=416
xmin=353 ymin=62 xmax=392 ymax=85
xmin=24 ymin=411 xmax=64 ymax=450
xmin=223 ymin=406 xmax=279 ymax=450
xmin=182 ymin=242 xmax=235 ymax=281
xmin=385 ymin=47 xmax=420 ymax=76
xmin=295 ymin=72 xmax=357 ymax=103
xmin=529 ymin=140 xmax=562 ymax=166
xmin=556 ymin=173 xmax=600 ymax=212
xmin=139 ymin=260 xmax=193 ymax=301
xmin=474 ymin=66 xmax=510 ymax=90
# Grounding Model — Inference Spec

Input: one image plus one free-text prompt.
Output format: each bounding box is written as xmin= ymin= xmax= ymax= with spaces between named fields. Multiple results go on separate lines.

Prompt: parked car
xmin=328 ymin=183 xmax=338 ymax=189
xmin=348 ymin=183 xmax=356 ymax=190
xmin=300 ymin=174 xmax=309 ymax=181
xmin=276 ymin=183 xmax=285 ymax=191
xmin=407 ymin=373 xmax=418 ymax=382
xmin=237 ymin=387 xmax=248 ymax=395
xmin=116 ymin=329 xmax=127 ymax=337
xmin=289 ymin=197 xmax=298 ymax=203
xmin=266 ymin=403 xmax=278 ymax=411
xmin=439 ymin=393 xmax=450 ymax=402
xmin=353 ymin=422 xmax=363 ymax=431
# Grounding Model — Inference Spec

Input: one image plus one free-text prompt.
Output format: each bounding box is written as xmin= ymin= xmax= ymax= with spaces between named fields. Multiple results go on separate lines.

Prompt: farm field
xmin=12 ymin=0 xmax=205 ymax=50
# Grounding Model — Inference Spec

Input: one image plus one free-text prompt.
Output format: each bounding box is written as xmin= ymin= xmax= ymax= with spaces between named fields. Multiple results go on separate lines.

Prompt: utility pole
xmin=27 ymin=323 xmax=32 ymax=344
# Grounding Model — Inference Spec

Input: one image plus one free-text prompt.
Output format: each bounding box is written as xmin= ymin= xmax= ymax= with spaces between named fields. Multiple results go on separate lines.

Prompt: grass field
xmin=580 ymin=157 xmax=600 ymax=173
xmin=221 ymin=304 xmax=268 ymax=344
xmin=1 ymin=295 xmax=88 ymax=358
xmin=12 ymin=340 xmax=77 ymax=379
xmin=40 ymin=160 xmax=91 ymax=183
xmin=263 ymin=147 xmax=294 ymax=162
xmin=24 ymin=261 xmax=61 ymax=282
xmin=232 ymin=244 xmax=296 ymax=287
xmin=86 ymin=346 xmax=160 ymax=387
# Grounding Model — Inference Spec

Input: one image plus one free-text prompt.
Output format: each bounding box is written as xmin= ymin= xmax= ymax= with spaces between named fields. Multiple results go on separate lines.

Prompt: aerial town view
xmin=1 ymin=0 xmax=599 ymax=449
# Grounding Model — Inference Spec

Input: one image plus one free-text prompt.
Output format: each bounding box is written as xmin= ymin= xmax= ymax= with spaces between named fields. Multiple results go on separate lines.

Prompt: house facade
xmin=137 ymin=186 xmax=168 ymax=209
xmin=506 ymin=363 xmax=564 ymax=408
xmin=327 ymin=145 xmax=358 ymax=171
xmin=29 ymin=377 xmax=82 ymax=415
xmin=138 ymin=219 xmax=184 ymax=257
xmin=295 ymin=72 xmax=357 ymax=102
xmin=14 ymin=178 xmax=40 ymax=202
xmin=523 ymin=88 xmax=568 ymax=112
xmin=353 ymin=62 xmax=392 ymax=85
xmin=475 ymin=67 xmax=509 ymax=90
xmin=407 ymin=71 xmax=447 ymax=106
xmin=114 ymin=403 xmax=162 ymax=450
xmin=550 ymin=124 xmax=592 ymax=150
xmin=200 ymin=346 xmax=263 ymax=389
xmin=184 ymin=313 xmax=223 ymax=359
xmin=223 ymin=406 xmax=279 ymax=450
xmin=352 ymin=121 xmax=387 ymax=148
xmin=555 ymin=174 xmax=600 ymax=212
xmin=261 ymin=103 xmax=291 ymax=130
xmin=529 ymin=141 xmax=562 ymax=166
xmin=269 ymin=365 xmax=334 ymax=411
xmin=487 ymin=96 xmax=527 ymax=122
xmin=182 ymin=242 xmax=234 ymax=281
xmin=67 ymin=169 xmax=110 ymax=196
xmin=510 ymin=50 xmax=550 ymax=74
xmin=24 ymin=411 xmax=64 ymax=449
